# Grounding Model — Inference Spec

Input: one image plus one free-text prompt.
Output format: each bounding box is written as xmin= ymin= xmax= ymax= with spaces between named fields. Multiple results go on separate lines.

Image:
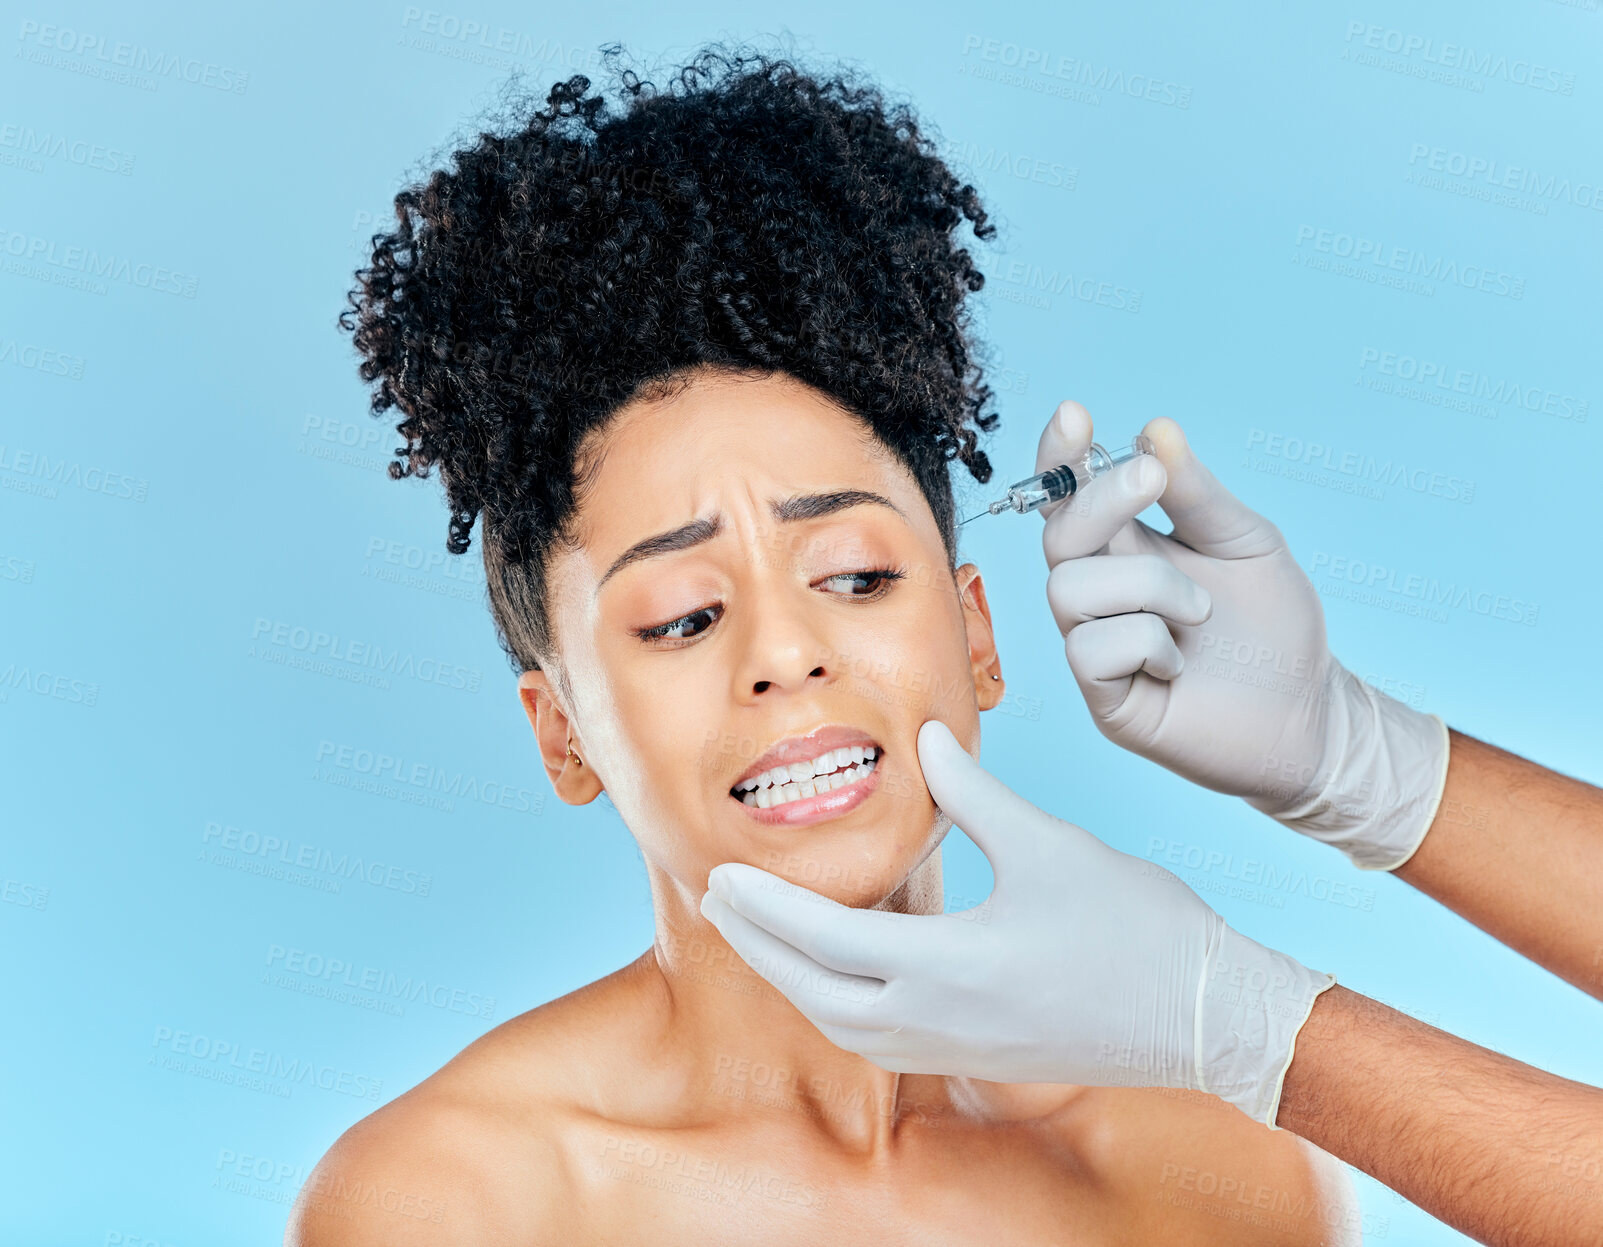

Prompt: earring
xmin=566 ymin=745 xmax=581 ymax=765
xmin=991 ymin=674 xmax=1000 ymax=681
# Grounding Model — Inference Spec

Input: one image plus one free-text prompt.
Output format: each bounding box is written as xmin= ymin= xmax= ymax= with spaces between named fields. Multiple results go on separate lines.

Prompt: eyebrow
xmin=594 ymin=489 xmax=909 ymax=595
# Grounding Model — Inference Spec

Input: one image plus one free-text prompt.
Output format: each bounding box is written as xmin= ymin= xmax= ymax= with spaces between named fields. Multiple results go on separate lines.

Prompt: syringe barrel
xmin=1001 ymin=463 xmax=1078 ymax=513
xmin=1001 ymin=436 xmax=1155 ymax=515
xmin=1106 ymin=434 xmax=1156 ymax=467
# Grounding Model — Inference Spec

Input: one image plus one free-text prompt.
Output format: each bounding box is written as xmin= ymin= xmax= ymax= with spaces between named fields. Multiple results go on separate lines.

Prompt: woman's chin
xmin=717 ymin=831 xmax=941 ymax=911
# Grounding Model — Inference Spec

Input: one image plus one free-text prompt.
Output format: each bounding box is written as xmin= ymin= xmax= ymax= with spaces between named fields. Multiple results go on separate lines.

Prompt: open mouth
xmin=730 ymin=745 xmax=882 ymax=810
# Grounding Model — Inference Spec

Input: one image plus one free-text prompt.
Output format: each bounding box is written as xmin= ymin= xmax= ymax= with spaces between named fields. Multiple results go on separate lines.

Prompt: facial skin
xmin=517 ymin=366 xmax=1007 ymax=927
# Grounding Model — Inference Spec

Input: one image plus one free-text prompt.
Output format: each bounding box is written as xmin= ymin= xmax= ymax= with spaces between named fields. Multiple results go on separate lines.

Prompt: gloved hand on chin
xmin=700 ymin=719 xmax=1335 ymax=1129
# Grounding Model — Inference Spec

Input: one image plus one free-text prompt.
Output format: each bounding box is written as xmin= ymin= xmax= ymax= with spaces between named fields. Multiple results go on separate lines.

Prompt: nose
xmin=751 ymin=662 xmax=827 ymax=695
xmin=730 ymin=584 xmax=838 ymax=699
xmin=747 ymin=632 xmax=830 ymax=697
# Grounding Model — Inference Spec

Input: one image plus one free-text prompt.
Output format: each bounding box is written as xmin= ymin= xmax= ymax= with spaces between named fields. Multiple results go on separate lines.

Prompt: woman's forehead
xmin=570 ymin=382 xmax=918 ymax=549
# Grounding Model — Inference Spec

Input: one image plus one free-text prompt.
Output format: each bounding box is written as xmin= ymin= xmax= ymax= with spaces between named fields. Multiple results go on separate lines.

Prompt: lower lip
xmin=729 ymin=755 xmax=885 ymax=827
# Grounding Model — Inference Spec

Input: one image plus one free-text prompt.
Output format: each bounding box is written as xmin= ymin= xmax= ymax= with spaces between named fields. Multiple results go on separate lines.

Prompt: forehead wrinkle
xmin=593 ymin=488 xmax=909 ymax=597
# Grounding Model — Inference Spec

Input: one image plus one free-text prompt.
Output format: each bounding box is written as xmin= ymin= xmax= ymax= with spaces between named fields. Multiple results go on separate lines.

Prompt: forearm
xmin=1392 ymin=729 xmax=1603 ymax=998
xmin=1276 ymin=984 xmax=1603 ymax=1247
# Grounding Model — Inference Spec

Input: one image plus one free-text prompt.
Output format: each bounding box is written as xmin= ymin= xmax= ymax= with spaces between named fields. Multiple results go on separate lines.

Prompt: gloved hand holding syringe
xmin=967 ymin=410 xmax=1444 ymax=874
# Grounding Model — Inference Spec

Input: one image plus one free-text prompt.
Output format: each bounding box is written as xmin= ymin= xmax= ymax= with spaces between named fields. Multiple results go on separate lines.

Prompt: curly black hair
xmin=339 ymin=41 xmax=1001 ymax=701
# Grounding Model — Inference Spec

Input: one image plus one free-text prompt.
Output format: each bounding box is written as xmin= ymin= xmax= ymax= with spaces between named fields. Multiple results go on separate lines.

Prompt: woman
xmin=293 ymin=44 xmax=1356 ymax=1244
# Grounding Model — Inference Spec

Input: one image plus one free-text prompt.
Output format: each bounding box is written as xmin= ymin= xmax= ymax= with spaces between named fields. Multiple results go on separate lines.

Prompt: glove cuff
xmin=1196 ymin=924 xmax=1336 ymax=1128
xmin=1247 ymin=667 xmax=1451 ymax=871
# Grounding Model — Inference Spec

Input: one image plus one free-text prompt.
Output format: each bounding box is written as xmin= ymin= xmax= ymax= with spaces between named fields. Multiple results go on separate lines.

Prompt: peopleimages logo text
xmin=15 ymin=21 xmax=249 ymax=93
xmin=313 ymin=740 xmax=545 ymax=815
xmin=1245 ymin=429 xmax=1473 ymax=502
xmin=1343 ymin=22 xmax=1576 ymax=95
xmin=1408 ymin=144 xmax=1603 ymax=212
xmin=1295 ymin=226 xmax=1523 ymax=298
xmin=0 ymin=226 xmax=198 ymax=296
xmin=1357 ymin=348 xmax=1587 ymax=421
xmin=1308 ymin=554 xmax=1539 ymax=626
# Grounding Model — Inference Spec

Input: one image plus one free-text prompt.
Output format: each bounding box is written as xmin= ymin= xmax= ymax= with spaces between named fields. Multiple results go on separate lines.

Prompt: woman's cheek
xmin=876 ymin=766 xmax=931 ymax=809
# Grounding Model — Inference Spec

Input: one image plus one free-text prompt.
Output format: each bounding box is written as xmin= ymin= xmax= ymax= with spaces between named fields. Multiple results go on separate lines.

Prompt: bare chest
xmin=562 ymin=1115 xmax=1172 ymax=1247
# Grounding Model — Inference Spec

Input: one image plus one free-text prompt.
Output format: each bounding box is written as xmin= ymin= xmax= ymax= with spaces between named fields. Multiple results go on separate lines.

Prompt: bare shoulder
xmin=1057 ymin=1085 xmax=1361 ymax=1246
xmin=285 ymin=955 xmax=660 ymax=1247
xmin=283 ymin=1088 xmax=570 ymax=1245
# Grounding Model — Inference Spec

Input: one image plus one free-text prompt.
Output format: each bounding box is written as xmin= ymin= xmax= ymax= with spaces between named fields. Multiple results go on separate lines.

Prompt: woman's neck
xmin=643 ymin=851 xmax=958 ymax=1155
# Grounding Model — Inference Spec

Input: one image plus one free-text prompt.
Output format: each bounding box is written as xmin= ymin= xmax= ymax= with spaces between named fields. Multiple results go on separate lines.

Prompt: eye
xmin=633 ymin=606 xmax=719 ymax=644
xmin=630 ymin=567 xmax=906 ymax=646
xmin=820 ymin=568 xmax=907 ymax=598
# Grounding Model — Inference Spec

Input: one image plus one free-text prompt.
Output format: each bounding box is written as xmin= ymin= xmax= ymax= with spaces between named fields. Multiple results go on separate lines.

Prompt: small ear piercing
xmin=991 ymin=674 xmax=1000 ymax=681
xmin=566 ymin=745 xmax=582 ymax=765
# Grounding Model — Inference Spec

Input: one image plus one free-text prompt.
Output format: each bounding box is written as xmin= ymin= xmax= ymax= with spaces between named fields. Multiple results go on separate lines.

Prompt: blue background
xmin=3 ymin=1 xmax=1598 ymax=1242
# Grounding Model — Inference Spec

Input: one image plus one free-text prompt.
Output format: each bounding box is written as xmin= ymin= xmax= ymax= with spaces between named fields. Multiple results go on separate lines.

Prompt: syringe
xmin=960 ymin=435 xmax=1157 ymax=524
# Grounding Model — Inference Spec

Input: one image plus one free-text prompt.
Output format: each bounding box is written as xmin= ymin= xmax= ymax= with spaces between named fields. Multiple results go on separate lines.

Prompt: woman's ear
xmin=517 ymin=670 xmax=604 ymax=804
xmin=953 ymin=564 xmax=1005 ymax=711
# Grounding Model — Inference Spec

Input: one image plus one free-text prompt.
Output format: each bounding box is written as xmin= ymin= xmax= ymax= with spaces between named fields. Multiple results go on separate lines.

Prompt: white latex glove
xmin=699 ymin=719 xmax=1336 ymax=1129
xmin=1036 ymin=406 xmax=1450 ymax=871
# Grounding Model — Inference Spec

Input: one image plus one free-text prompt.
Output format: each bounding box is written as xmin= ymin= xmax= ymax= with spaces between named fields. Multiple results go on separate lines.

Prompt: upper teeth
xmin=734 ymin=745 xmax=880 ymax=796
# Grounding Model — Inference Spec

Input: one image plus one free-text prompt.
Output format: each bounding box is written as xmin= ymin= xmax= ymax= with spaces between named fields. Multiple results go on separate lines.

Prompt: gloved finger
xmin=851 ymin=1050 xmax=936 ymax=1076
xmin=699 ymin=891 xmax=887 ymax=1028
xmin=915 ymin=718 xmax=1076 ymax=882
xmin=811 ymin=1020 xmax=935 ymax=1074
xmin=1031 ymin=399 xmax=1094 ymax=523
xmin=1041 ymin=453 xmax=1168 ymax=566
xmin=1045 ymin=554 xmax=1213 ymax=633
xmin=812 ymin=1018 xmax=898 ymax=1056
xmin=1142 ymin=417 xmax=1284 ymax=559
xmin=1063 ymin=613 xmax=1185 ymax=718
xmin=708 ymin=862 xmax=919 ymax=981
